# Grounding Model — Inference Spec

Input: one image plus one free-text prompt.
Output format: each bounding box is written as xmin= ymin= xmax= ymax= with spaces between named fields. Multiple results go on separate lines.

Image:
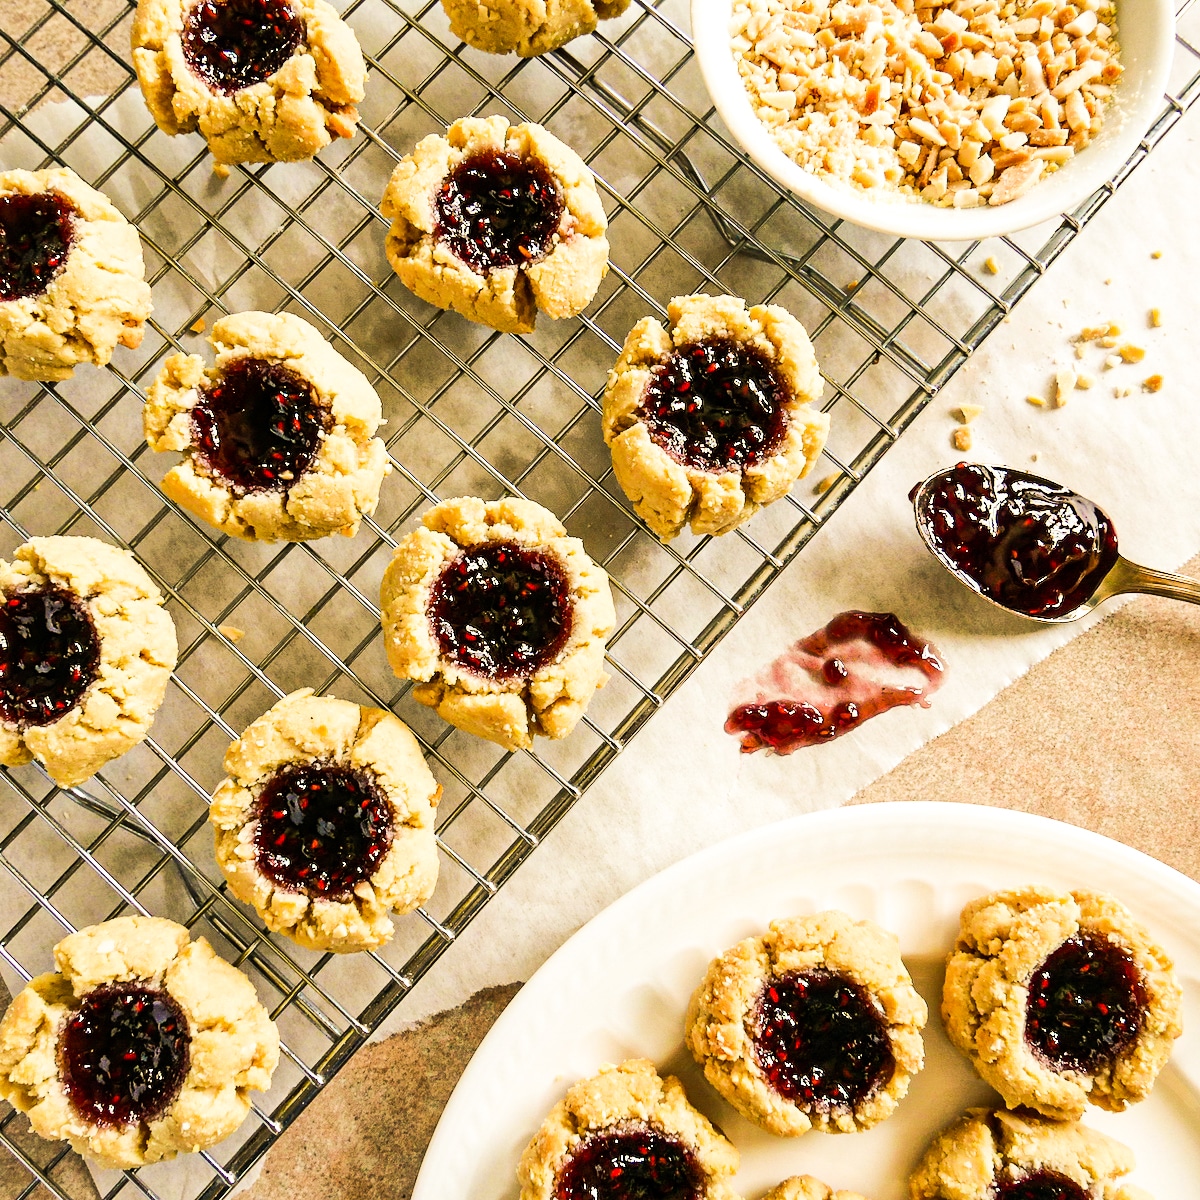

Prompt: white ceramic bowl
xmin=691 ymin=0 xmax=1175 ymax=240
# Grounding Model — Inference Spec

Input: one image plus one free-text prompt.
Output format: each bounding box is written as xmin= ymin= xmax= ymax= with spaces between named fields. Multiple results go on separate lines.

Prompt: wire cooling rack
xmin=0 ymin=0 xmax=1198 ymax=1195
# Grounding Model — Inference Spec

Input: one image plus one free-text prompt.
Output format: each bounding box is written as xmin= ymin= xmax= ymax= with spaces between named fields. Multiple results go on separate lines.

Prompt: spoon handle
xmin=1109 ymin=557 xmax=1200 ymax=606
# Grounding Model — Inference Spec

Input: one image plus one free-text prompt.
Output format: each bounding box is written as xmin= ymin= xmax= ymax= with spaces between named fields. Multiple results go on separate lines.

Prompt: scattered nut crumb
xmin=1149 ymin=308 xmax=1162 ymax=328
xmin=1030 ymin=452 xmax=1040 ymax=462
xmin=984 ymin=256 xmax=1000 ymax=275
xmin=1112 ymin=385 xmax=1133 ymax=398
xmin=845 ymin=280 xmax=860 ymax=292
xmin=1026 ymin=395 xmax=1047 ymax=408
xmin=1143 ymin=374 xmax=1164 ymax=393
xmin=814 ymin=474 xmax=840 ymax=494
xmin=1054 ymin=368 xmax=1075 ymax=407
xmin=1076 ymin=373 xmax=1094 ymax=390
xmin=1104 ymin=354 xmax=1121 ymax=370
xmin=1104 ymin=278 xmax=1113 ymax=285
xmin=189 ymin=317 xmax=206 ymax=334
xmin=1119 ymin=344 xmax=1146 ymax=363
xmin=212 ymin=162 xmax=231 ymax=180
xmin=952 ymin=426 xmax=972 ymax=452
xmin=1151 ymin=250 xmax=1163 ymax=259
xmin=1074 ymin=343 xmax=1087 ymax=360
xmin=1098 ymin=335 xmax=1119 ymax=349
xmin=217 ymin=625 xmax=245 ymax=642
xmin=954 ymin=404 xmax=984 ymax=424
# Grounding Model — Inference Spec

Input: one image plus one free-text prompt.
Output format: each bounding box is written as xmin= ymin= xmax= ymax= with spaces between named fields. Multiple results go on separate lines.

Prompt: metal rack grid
xmin=0 ymin=0 xmax=1197 ymax=1194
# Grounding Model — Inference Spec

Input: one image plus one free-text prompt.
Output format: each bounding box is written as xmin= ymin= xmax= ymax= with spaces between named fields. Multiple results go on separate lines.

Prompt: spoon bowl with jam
xmin=911 ymin=463 xmax=1200 ymax=622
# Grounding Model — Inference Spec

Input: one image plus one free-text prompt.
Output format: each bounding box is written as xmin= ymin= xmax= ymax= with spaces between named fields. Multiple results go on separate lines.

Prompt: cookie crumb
xmin=1030 ymin=452 xmax=1040 ymax=462
xmin=1143 ymin=374 xmax=1164 ymax=393
xmin=217 ymin=625 xmax=245 ymax=642
xmin=212 ymin=162 xmax=231 ymax=180
xmin=1119 ymin=344 xmax=1146 ymax=363
xmin=189 ymin=317 xmax=206 ymax=334
xmin=815 ymin=474 xmax=840 ymax=494
xmin=1054 ymin=369 xmax=1075 ymax=407
xmin=1149 ymin=308 xmax=1162 ymax=328
xmin=954 ymin=404 xmax=984 ymax=424
xmin=952 ymin=426 xmax=972 ymax=452
xmin=1026 ymin=395 xmax=1047 ymax=408
xmin=1076 ymin=373 xmax=1094 ymax=390
xmin=984 ymin=256 xmax=1000 ymax=275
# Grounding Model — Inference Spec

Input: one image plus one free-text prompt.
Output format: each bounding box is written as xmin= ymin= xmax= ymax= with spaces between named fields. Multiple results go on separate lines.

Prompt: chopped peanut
xmin=983 ymin=256 xmax=1001 ymax=275
xmin=815 ymin=473 xmax=840 ymax=494
xmin=217 ymin=625 xmax=245 ymax=642
xmin=1054 ymin=368 xmax=1075 ymax=407
xmin=952 ymin=426 xmax=973 ymax=451
xmin=1119 ymin=344 xmax=1146 ymax=364
xmin=1026 ymin=395 xmax=1047 ymax=408
xmin=1142 ymin=374 xmax=1164 ymax=393
xmin=190 ymin=318 xmax=206 ymax=334
xmin=954 ymin=404 xmax=984 ymax=423
xmin=1149 ymin=308 xmax=1162 ymax=329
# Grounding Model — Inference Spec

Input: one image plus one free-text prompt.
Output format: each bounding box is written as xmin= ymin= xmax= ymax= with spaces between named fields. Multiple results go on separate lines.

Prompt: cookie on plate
xmin=210 ymin=689 xmax=441 ymax=953
xmin=0 ymin=536 xmax=177 ymax=787
xmin=602 ymin=294 xmax=828 ymax=541
xmin=443 ymin=0 xmax=631 ymax=56
xmin=132 ymin=0 xmax=365 ymax=165
xmin=517 ymin=1058 xmax=739 ymax=1200
xmin=766 ymin=1178 xmax=871 ymax=1200
xmin=0 ymin=167 xmax=151 ymax=382
xmin=909 ymin=1107 xmax=1149 ymax=1200
xmin=0 ymin=916 xmax=279 ymax=1170
xmin=144 ymin=311 xmax=390 ymax=542
xmin=685 ymin=909 xmax=926 ymax=1137
xmin=942 ymin=887 xmax=1183 ymax=1120
xmin=381 ymin=115 xmax=609 ymax=334
xmin=380 ymin=496 xmax=615 ymax=752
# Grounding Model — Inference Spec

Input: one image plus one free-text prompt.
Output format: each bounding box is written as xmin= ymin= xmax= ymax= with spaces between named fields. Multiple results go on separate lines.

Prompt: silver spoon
xmin=911 ymin=464 xmax=1200 ymax=623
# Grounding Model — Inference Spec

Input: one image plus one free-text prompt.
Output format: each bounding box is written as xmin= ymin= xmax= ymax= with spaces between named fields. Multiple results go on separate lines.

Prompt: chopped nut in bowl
xmin=691 ymin=0 xmax=1173 ymax=240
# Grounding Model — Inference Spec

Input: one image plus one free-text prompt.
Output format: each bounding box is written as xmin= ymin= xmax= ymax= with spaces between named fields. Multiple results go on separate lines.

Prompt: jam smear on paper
xmin=726 ymin=610 xmax=944 ymax=755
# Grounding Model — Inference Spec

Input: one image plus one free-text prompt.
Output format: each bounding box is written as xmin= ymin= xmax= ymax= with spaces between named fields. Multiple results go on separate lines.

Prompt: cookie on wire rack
xmin=442 ymin=0 xmax=631 ymax=56
xmin=131 ymin=0 xmax=366 ymax=166
xmin=0 ymin=916 xmax=279 ymax=1170
xmin=0 ymin=167 xmax=151 ymax=382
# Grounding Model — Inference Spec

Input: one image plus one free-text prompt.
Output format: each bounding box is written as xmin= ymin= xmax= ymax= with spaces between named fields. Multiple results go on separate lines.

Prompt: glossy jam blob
xmin=428 ymin=541 xmax=573 ymax=680
xmin=554 ymin=1126 xmax=705 ymax=1200
xmin=914 ymin=463 xmax=1119 ymax=618
xmin=59 ymin=984 xmax=191 ymax=1127
xmin=434 ymin=151 xmax=564 ymax=276
xmin=994 ymin=1170 xmax=1090 ymax=1200
xmin=1025 ymin=932 xmax=1147 ymax=1073
xmin=191 ymin=356 xmax=329 ymax=493
xmin=752 ymin=969 xmax=895 ymax=1111
xmin=640 ymin=338 xmax=790 ymax=472
xmin=182 ymin=0 xmax=304 ymax=95
xmin=0 ymin=586 xmax=101 ymax=728
xmin=0 ymin=192 xmax=75 ymax=303
xmin=254 ymin=762 xmax=393 ymax=901
xmin=726 ymin=611 xmax=944 ymax=755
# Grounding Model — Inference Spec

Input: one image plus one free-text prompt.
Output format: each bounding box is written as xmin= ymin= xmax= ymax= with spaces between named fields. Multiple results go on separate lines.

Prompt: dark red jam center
xmin=191 ymin=356 xmax=329 ymax=494
xmin=0 ymin=192 xmax=75 ymax=303
xmin=1025 ymin=932 xmax=1146 ymax=1073
xmin=994 ymin=1170 xmax=1089 ymax=1200
xmin=640 ymin=338 xmax=790 ymax=473
xmin=59 ymin=984 xmax=190 ymax=1128
xmin=913 ymin=463 xmax=1119 ymax=619
xmin=554 ymin=1125 xmax=705 ymax=1200
xmin=253 ymin=762 xmax=393 ymax=901
xmin=428 ymin=540 xmax=572 ymax=681
xmin=433 ymin=150 xmax=564 ymax=276
xmin=726 ymin=611 xmax=944 ymax=755
xmin=181 ymin=0 xmax=304 ymax=95
xmin=0 ymin=586 xmax=101 ymax=729
xmin=752 ymin=968 xmax=894 ymax=1111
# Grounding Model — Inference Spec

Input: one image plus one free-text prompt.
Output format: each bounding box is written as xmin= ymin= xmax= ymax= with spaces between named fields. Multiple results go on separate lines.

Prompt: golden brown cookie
xmin=443 ymin=0 xmax=631 ymax=56
xmin=381 ymin=115 xmax=609 ymax=334
xmin=908 ymin=1108 xmax=1150 ymax=1200
xmin=380 ymin=496 xmax=615 ymax=752
xmin=0 ymin=536 xmax=177 ymax=787
xmin=131 ymin=0 xmax=365 ymax=165
xmin=517 ymin=1058 xmax=740 ymax=1200
xmin=0 ymin=168 xmax=151 ymax=382
xmin=765 ymin=1178 xmax=871 ymax=1200
xmin=143 ymin=310 xmax=390 ymax=542
xmin=0 ymin=916 xmax=279 ymax=1170
xmin=942 ymin=887 xmax=1183 ymax=1120
xmin=602 ymin=294 xmax=828 ymax=541
xmin=210 ymin=688 xmax=441 ymax=953
xmin=685 ymin=909 xmax=926 ymax=1137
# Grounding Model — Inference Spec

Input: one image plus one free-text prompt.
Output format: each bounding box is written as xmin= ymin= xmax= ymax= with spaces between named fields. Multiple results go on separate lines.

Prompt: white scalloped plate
xmin=412 ymin=803 xmax=1200 ymax=1199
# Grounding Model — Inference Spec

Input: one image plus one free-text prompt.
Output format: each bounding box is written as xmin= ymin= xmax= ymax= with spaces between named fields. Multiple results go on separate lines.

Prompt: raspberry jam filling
xmin=752 ymin=968 xmax=895 ymax=1111
xmin=0 ymin=586 xmax=101 ymax=729
xmin=192 ymin=356 xmax=329 ymax=494
xmin=1025 ymin=932 xmax=1147 ymax=1073
xmin=994 ymin=1170 xmax=1089 ymax=1200
xmin=640 ymin=338 xmax=790 ymax=472
xmin=253 ymin=762 xmax=394 ymax=901
xmin=913 ymin=463 xmax=1119 ymax=618
xmin=433 ymin=150 xmax=565 ymax=276
xmin=182 ymin=0 xmax=304 ymax=95
xmin=428 ymin=541 xmax=573 ymax=680
xmin=554 ymin=1125 xmax=705 ymax=1200
xmin=0 ymin=192 xmax=76 ymax=303
xmin=60 ymin=984 xmax=191 ymax=1127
